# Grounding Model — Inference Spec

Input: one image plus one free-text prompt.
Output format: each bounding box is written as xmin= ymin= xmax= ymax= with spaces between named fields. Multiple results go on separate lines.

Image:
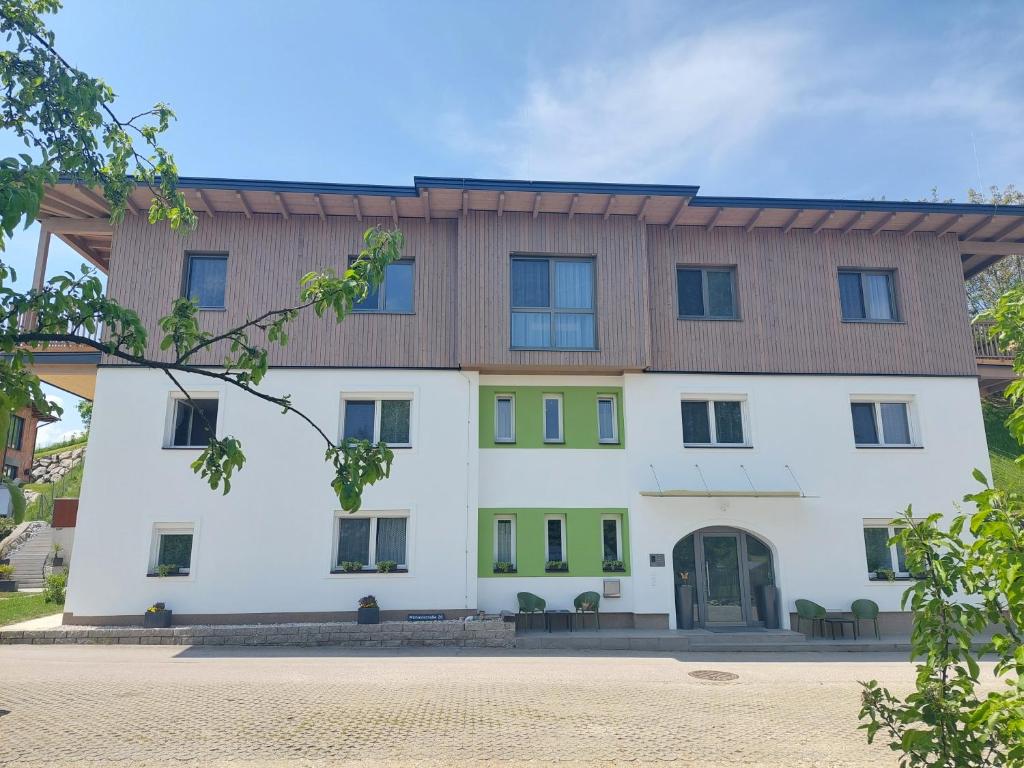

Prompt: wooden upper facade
xmin=36 ymin=176 xmax=1024 ymax=377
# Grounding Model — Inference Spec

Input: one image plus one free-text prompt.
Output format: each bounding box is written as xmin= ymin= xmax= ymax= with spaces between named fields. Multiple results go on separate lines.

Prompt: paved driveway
xmin=0 ymin=645 xmax=948 ymax=766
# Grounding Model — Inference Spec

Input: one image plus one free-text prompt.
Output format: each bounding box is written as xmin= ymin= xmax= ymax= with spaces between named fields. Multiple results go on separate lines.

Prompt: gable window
xmin=851 ymin=400 xmax=915 ymax=447
xmin=494 ymin=394 xmax=515 ymax=443
xmin=184 ymin=254 xmax=227 ymax=309
xmin=677 ymin=267 xmax=737 ymax=319
xmin=511 ymin=256 xmax=596 ymax=350
xmin=542 ymin=394 xmax=563 ymax=443
xmin=839 ymin=269 xmax=897 ymax=322
xmin=681 ymin=398 xmax=747 ymax=446
xmin=342 ymin=397 xmax=412 ymax=447
xmin=863 ymin=523 xmax=908 ymax=579
xmin=169 ymin=397 xmax=218 ymax=448
xmin=602 ymin=514 xmax=622 ymax=561
xmin=597 ymin=396 xmax=618 ymax=444
xmin=3 ymin=462 xmax=18 ymax=480
xmin=7 ymin=414 xmax=24 ymax=450
xmin=349 ymin=257 xmax=415 ymax=313
xmin=545 ymin=514 xmax=566 ymax=564
xmin=494 ymin=516 xmax=516 ymax=568
xmin=148 ymin=524 xmax=194 ymax=576
xmin=334 ymin=514 xmax=408 ymax=572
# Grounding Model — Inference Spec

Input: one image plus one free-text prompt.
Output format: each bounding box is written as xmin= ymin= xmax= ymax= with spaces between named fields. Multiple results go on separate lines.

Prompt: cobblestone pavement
xmin=0 ymin=645 xmax=993 ymax=767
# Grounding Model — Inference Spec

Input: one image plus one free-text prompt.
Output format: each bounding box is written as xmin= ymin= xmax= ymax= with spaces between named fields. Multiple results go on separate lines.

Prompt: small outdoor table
xmin=544 ymin=609 xmax=574 ymax=633
xmin=824 ymin=615 xmax=858 ymax=639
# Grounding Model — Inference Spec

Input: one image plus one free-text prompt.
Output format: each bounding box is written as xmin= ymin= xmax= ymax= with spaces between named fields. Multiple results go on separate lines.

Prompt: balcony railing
xmin=17 ymin=313 xmax=105 ymax=349
xmin=974 ymin=321 xmax=1014 ymax=360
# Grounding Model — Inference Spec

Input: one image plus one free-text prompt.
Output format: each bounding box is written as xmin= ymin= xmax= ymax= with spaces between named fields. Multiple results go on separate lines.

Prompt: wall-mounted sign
xmin=407 ymin=613 xmax=446 ymax=622
xmin=649 ymin=553 xmax=666 ymax=567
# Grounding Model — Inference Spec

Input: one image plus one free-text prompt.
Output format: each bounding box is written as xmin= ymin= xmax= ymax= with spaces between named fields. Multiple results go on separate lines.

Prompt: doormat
xmin=688 ymin=670 xmax=739 ymax=682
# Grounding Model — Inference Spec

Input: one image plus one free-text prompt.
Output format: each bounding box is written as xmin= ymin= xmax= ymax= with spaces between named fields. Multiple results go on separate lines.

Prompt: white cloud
xmin=36 ymin=427 xmax=84 ymax=449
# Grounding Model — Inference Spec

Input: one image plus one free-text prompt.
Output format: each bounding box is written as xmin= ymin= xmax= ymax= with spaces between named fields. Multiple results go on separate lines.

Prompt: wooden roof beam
xmin=74 ymin=186 xmax=112 ymax=216
xmin=196 ymin=189 xmax=216 ymax=218
xmin=991 ymin=218 xmax=1024 ymax=242
xmin=670 ymin=198 xmax=691 ymax=229
xmin=497 ymin=192 xmax=505 ymax=218
xmin=353 ymin=196 xmax=362 ymax=222
xmin=568 ymin=194 xmax=579 ymax=220
xmin=45 ymin=187 xmax=102 ymax=218
xmin=274 ymin=192 xmax=290 ymax=220
xmin=40 ymin=197 xmax=95 ymax=219
xmin=841 ymin=211 xmax=866 ymax=235
xmin=313 ymin=193 xmax=326 ymax=221
xmin=123 ymin=191 xmax=139 ymax=216
xmin=811 ymin=210 xmax=834 ymax=234
xmin=781 ymin=209 xmax=802 ymax=234
xmin=39 ymin=218 xmax=113 ymax=235
xmin=743 ymin=208 xmax=766 ymax=233
xmin=532 ymin=193 xmax=542 ymax=219
xmin=638 ymin=196 xmax=652 ymax=223
xmin=390 ymin=197 xmax=399 ymax=226
xmin=960 ymin=215 xmax=995 ymax=241
xmin=421 ymin=190 xmax=430 ymax=223
xmin=901 ymin=213 xmax=929 ymax=236
xmin=869 ymin=212 xmax=896 ymax=235
xmin=602 ymin=195 xmax=616 ymax=221
xmin=933 ymin=214 xmax=962 ymax=238
xmin=236 ymin=191 xmax=252 ymax=219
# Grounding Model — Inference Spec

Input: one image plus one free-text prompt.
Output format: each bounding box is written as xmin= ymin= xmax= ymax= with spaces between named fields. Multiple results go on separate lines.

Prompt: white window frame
xmin=164 ymin=391 xmax=222 ymax=449
xmin=340 ymin=393 xmax=414 ymax=448
xmin=493 ymin=515 xmax=517 ymax=567
xmin=332 ymin=511 xmax=410 ymax=572
xmin=600 ymin=514 xmax=622 ymax=561
xmin=863 ymin=522 xmax=910 ymax=578
xmin=542 ymin=394 xmax=564 ymax=444
xmin=850 ymin=397 xmax=918 ymax=448
xmin=494 ymin=394 xmax=516 ymax=444
xmin=148 ymin=522 xmax=196 ymax=577
xmin=680 ymin=395 xmax=750 ymax=447
xmin=596 ymin=395 xmax=619 ymax=444
xmin=543 ymin=514 xmax=567 ymax=563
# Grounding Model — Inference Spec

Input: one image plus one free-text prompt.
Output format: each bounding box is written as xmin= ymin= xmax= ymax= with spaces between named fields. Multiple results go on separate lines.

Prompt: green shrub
xmin=0 ymin=517 xmax=17 ymax=540
xmin=44 ymin=571 xmax=67 ymax=603
xmin=0 ymin=563 xmax=13 ymax=580
xmin=358 ymin=595 xmax=378 ymax=609
xmin=340 ymin=561 xmax=364 ymax=573
xmin=545 ymin=560 xmax=568 ymax=571
xmin=493 ymin=561 xmax=515 ymax=573
xmin=602 ymin=559 xmax=625 ymax=571
xmin=376 ymin=560 xmax=397 ymax=573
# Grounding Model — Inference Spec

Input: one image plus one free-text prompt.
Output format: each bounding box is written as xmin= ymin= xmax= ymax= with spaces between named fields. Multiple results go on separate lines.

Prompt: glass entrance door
xmin=701 ymin=533 xmax=744 ymax=626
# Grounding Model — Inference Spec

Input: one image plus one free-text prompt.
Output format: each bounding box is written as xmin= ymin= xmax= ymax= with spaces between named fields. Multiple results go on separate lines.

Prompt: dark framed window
xmin=335 ymin=515 xmax=408 ymax=571
xmin=342 ymin=398 xmax=412 ymax=447
xmin=349 ymin=257 xmax=415 ymax=313
xmin=170 ymin=398 xmax=218 ymax=448
xmin=545 ymin=515 xmax=566 ymax=563
xmin=676 ymin=267 xmax=737 ymax=319
xmin=838 ymin=269 xmax=897 ymax=322
xmin=7 ymin=415 xmax=24 ymax=450
xmin=863 ymin=525 xmax=908 ymax=577
xmin=511 ymin=256 xmax=596 ymax=350
xmin=850 ymin=401 xmax=913 ymax=447
xmin=681 ymin=399 xmax=746 ymax=446
xmin=157 ymin=533 xmax=193 ymax=571
xmin=184 ymin=254 xmax=228 ymax=309
xmin=602 ymin=515 xmax=622 ymax=560
xmin=3 ymin=463 xmax=18 ymax=480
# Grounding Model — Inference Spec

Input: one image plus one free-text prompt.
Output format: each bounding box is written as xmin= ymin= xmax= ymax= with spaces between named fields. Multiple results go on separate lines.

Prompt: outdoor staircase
xmin=7 ymin=525 xmax=53 ymax=590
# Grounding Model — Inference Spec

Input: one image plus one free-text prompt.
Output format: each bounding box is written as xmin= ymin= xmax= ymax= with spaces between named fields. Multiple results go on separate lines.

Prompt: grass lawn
xmin=0 ymin=592 xmax=63 ymax=627
xmin=33 ymin=437 xmax=87 ymax=460
xmin=983 ymin=401 xmax=1024 ymax=494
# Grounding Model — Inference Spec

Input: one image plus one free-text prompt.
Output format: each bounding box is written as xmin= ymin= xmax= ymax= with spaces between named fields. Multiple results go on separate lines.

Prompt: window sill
xmin=162 ymin=446 xmax=206 ymax=451
xmin=854 ymin=445 xmax=923 ymax=450
xmin=866 ymin=576 xmax=919 ymax=583
xmin=677 ymin=315 xmax=741 ymax=322
xmin=841 ymin=318 xmax=905 ymax=325
xmin=510 ymin=347 xmax=600 ymax=353
xmin=492 ymin=568 xmax=518 ymax=575
xmin=146 ymin=572 xmax=192 ymax=579
xmin=351 ymin=310 xmax=416 ymax=316
xmin=328 ymin=569 xmax=410 ymax=576
xmin=602 ymin=567 xmax=626 ymax=573
xmin=683 ymin=444 xmax=754 ymax=450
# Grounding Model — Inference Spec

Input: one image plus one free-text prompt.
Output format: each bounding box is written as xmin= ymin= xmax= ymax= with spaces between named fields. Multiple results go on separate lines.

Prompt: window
xmin=680 ymin=398 xmax=747 ymax=446
xmin=542 ymin=394 xmax=563 ymax=443
xmin=6 ymin=415 xmax=24 ymax=450
xmin=342 ymin=397 xmax=411 ymax=447
xmin=494 ymin=394 xmax=515 ymax=443
xmin=545 ymin=514 xmax=566 ymax=564
xmin=184 ymin=254 xmax=227 ymax=309
xmin=349 ymin=257 xmax=415 ymax=313
xmin=511 ymin=256 xmax=596 ymax=349
xmin=3 ymin=463 xmax=18 ymax=480
xmin=149 ymin=524 xmax=194 ymax=576
xmin=334 ymin=514 xmax=408 ymax=571
xmin=850 ymin=400 xmax=914 ymax=447
xmin=601 ymin=515 xmax=622 ymax=561
xmin=493 ymin=516 xmax=516 ymax=568
xmin=597 ymin=396 xmax=618 ymax=444
xmin=677 ymin=267 xmax=737 ymax=319
xmin=839 ymin=269 xmax=897 ymax=322
xmin=863 ymin=524 xmax=908 ymax=578
xmin=169 ymin=397 xmax=218 ymax=448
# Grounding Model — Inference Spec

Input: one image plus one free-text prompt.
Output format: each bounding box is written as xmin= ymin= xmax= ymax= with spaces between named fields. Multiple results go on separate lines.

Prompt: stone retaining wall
xmin=0 ymin=618 xmax=514 ymax=648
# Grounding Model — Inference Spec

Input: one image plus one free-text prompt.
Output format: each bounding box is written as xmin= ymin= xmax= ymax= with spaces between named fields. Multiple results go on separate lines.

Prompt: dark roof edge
xmin=175 ymin=177 xmax=420 ymax=197
xmin=413 ymin=176 xmax=701 ymax=197
xmin=690 ymin=195 xmax=1024 ymax=217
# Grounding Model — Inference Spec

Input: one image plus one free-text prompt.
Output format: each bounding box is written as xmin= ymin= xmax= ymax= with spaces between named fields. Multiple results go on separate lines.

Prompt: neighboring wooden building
xmin=2 ymin=406 xmax=55 ymax=482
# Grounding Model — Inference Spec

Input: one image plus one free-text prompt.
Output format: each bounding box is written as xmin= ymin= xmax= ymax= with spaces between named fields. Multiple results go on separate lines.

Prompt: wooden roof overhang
xmin=40 ymin=176 xmax=1024 ymax=279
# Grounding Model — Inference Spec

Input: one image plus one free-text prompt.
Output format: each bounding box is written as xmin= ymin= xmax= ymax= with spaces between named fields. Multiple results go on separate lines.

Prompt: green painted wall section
xmin=478 ymin=508 xmax=630 ymax=578
xmin=479 ymin=386 xmax=624 ymax=449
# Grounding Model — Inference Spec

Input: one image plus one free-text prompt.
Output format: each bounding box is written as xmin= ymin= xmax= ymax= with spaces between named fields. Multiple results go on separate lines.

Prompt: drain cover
xmin=688 ymin=669 xmax=739 ymax=681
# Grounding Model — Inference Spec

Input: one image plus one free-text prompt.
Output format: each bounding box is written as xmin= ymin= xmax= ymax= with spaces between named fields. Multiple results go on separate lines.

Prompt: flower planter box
xmin=602 ymin=565 xmax=625 ymax=573
xmin=493 ymin=567 xmax=517 ymax=574
xmin=143 ymin=609 xmax=172 ymax=628
xmin=357 ymin=606 xmax=380 ymax=625
xmin=52 ymin=557 xmax=64 ymax=567
xmin=0 ymin=579 xmax=16 ymax=592
xmin=545 ymin=564 xmax=569 ymax=573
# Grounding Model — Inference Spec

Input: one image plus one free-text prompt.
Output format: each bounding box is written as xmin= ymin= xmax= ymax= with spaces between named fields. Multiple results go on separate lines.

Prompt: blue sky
xmin=5 ymin=0 xmax=1023 ymax=443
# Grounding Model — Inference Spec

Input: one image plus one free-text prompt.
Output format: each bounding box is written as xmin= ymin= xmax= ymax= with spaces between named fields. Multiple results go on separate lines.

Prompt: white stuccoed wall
xmin=66 ymin=368 xmax=478 ymax=620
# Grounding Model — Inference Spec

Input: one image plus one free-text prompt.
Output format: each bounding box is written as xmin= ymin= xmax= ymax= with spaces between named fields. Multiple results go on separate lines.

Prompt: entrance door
xmin=700 ymin=533 xmax=744 ymax=626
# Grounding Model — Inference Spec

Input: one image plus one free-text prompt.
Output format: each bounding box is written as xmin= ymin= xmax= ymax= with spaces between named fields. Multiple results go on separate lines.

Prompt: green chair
xmin=516 ymin=592 xmax=546 ymax=631
xmin=794 ymin=599 xmax=827 ymax=638
xmin=574 ymin=591 xmax=601 ymax=630
xmin=851 ymin=599 xmax=880 ymax=640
